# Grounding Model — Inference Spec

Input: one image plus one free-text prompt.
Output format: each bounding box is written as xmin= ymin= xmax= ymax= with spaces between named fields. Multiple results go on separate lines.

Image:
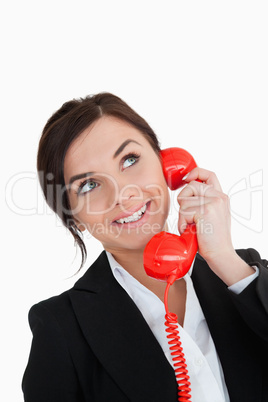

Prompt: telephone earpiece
xmin=143 ymin=148 xmax=198 ymax=285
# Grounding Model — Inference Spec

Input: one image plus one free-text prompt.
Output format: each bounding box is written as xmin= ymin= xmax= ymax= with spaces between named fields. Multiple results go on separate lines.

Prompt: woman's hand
xmin=177 ymin=167 xmax=255 ymax=285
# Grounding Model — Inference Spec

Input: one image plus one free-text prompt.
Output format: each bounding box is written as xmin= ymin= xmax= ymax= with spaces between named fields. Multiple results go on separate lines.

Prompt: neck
xmin=105 ymin=246 xmax=150 ymax=284
xmin=105 ymin=245 xmax=187 ymax=326
xmin=104 ymin=246 xmax=182 ymax=302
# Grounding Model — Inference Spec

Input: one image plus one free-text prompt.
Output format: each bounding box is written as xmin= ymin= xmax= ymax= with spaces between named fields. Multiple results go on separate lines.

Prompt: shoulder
xmin=236 ymin=248 xmax=268 ymax=266
xmin=28 ymin=291 xmax=74 ymax=335
xmin=192 ymin=247 xmax=268 ymax=290
xmin=195 ymin=247 xmax=267 ymax=267
xmin=28 ymin=250 xmax=110 ymax=325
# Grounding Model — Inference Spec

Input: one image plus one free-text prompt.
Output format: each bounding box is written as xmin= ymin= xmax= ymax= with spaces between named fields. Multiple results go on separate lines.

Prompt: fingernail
xmin=182 ymin=173 xmax=190 ymax=181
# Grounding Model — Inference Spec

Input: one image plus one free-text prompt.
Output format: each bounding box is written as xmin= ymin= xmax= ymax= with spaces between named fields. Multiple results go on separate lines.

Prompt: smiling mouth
xmin=115 ymin=203 xmax=148 ymax=224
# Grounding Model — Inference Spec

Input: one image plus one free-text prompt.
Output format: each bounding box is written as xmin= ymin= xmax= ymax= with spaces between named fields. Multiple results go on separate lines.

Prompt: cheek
xmin=141 ymin=167 xmax=170 ymax=216
xmin=69 ymin=189 xmax=114 ymax=222
xmin=138 ymin=158 xmax=165 ymax=185
xmin=142 ymin=163 xmax=168 ymax=196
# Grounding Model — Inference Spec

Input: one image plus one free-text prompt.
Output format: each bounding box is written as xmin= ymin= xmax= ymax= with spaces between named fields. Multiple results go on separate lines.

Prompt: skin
xmin=178 ymin=169 xmax=255 ymax=286
xmin=64 ymin=115 xmax=254 ymax=325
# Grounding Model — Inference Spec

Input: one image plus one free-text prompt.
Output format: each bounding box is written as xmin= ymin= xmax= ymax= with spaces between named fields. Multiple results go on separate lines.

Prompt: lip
xmin=112 ymin=201 xmax=149 ymax=222
xmin=111 ymin=201 xmax=151 ymax=227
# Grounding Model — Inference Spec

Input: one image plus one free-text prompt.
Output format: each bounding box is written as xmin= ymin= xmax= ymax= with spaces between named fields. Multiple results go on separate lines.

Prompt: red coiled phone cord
xmin=164 ymin=281 xmax=192 ymax=402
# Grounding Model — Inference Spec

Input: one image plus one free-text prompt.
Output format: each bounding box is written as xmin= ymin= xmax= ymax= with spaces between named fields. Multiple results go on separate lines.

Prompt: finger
xmin=178 ymin=206 xmax=201 ymax=234
xmin=177 ymin=195 xmax=210 ymax=210
xmin=183 ymin=167 xmax=222 ymax=192
xmin=178 ymin=181 xmax=218 ymax=199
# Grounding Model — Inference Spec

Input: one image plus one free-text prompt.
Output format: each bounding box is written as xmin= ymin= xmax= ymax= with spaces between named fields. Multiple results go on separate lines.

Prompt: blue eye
xmin=79 ymin=180 xmax=98 ymax=195
xmin=122 ymin=153 xmax=140 ymax=169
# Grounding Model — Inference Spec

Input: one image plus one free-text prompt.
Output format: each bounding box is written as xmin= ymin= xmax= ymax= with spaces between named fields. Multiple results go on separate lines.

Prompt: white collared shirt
xmin=106 ymin=251 xmax=258 ymax=402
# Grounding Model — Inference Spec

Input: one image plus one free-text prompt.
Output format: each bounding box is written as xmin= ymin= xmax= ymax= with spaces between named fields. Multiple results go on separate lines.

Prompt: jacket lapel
xmin=69 ymin=251 xmax=177 ymax=401
xmin=191 ymin=253 xmax=262 ymax=402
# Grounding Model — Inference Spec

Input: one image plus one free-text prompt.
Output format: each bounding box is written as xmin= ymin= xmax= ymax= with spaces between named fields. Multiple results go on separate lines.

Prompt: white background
xmin=1 ymin=1 xmax=268 ymax=400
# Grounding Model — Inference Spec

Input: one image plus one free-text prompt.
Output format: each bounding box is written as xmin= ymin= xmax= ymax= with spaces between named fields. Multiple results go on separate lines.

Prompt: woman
xmin=22 ymin=93 xmax=268 ymax=402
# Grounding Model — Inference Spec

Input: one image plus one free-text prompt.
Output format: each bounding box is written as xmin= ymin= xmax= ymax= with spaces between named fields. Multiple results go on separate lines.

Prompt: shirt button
xmin=194 ymin=357 xmax=204 ymax=367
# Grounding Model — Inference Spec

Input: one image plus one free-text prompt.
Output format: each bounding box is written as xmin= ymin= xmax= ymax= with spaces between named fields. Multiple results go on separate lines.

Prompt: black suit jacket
xmin=22 ymin=248 xmax=268 ymax=401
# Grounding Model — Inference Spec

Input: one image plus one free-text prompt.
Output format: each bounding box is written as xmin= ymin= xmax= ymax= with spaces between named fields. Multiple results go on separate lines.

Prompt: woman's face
xmin=64 ymin=116 xmax=170 ymax=253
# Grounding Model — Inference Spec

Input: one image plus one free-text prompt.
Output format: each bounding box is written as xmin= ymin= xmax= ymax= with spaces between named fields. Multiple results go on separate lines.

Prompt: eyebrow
xmin=69 ymin=172 xmax=94 ymax=187
xmin=113 ymin=139 xmax=141 ymax=158
xmin=68 ymin=139 xmax=142 ymax=187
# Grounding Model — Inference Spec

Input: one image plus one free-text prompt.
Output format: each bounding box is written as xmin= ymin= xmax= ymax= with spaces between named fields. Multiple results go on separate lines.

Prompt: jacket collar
xmin=69 ymin=251 xmax=178 ymax=401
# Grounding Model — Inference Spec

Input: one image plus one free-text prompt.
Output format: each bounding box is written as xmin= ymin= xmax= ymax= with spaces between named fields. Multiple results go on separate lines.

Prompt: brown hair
xmin=37 ymin=92 xmax=161 ymax=269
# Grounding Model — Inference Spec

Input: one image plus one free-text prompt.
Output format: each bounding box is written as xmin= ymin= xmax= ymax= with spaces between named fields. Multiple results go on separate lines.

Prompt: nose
xmin=115 ymin=180 xmax=144 ymax=207
xmin=104 ymin=171 xmax=144 ymax=212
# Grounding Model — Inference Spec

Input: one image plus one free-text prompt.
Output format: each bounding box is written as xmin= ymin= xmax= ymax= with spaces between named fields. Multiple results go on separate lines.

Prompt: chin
xmin=123 ymin=227 xmax=164 ymax=250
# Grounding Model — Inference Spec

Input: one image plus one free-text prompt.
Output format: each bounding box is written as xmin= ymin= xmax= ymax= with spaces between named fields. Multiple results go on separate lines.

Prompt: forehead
xmin=68 ymin=115 xmax=148 ymax=156
xmin=64 ymin=116 xmax=148 ymax=178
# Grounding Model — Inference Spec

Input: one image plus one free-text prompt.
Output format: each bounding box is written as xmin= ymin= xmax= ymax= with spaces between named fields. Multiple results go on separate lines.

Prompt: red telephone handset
xmin=144 ymin=147 xmax=198 ymax=284
xmin=143 ymin=147 xmax=199 ymax=402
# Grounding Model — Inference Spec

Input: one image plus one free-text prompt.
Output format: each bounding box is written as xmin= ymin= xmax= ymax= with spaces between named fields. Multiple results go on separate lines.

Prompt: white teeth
xmin=140 ymin=205 xmax=146 ymax=214
xmin=116 ymin=204 xmax=147 ymax=224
